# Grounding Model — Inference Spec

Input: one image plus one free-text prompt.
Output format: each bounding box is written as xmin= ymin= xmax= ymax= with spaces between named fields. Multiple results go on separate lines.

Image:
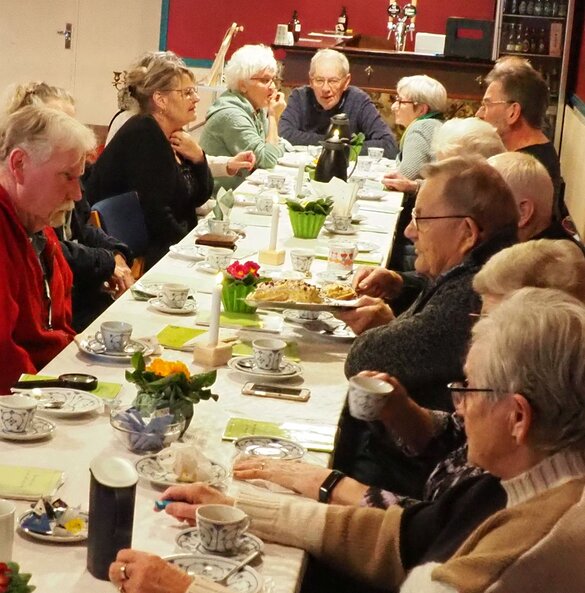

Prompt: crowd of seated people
xmin=1 ymin=40 xmax=584 ymax=593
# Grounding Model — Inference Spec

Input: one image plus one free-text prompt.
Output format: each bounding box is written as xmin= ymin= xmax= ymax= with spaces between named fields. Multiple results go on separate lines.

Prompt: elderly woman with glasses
xmin=85 ymin=51 xmax=214 ymax=269
xmin=109 ymin=288 xmax=585 ymax=593
xmin=200 ymin=44 xmax=287 ymax=191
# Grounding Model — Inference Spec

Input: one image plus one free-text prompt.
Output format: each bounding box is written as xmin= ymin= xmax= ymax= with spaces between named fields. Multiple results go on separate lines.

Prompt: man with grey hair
xmin=0 ymin=105 xmax=96 ymax=392
xmin=488 ymin=151 xmax=581 ymax=248
xmin=279 ymin=48 xmax=398 ymax=157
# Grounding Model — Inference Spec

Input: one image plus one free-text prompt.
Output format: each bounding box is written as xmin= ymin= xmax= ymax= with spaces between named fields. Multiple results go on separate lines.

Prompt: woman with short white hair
xmin=432 ymin=117 xmax=505 ymax=160
xmin=200 ymin=44 xmax=287 ymax=191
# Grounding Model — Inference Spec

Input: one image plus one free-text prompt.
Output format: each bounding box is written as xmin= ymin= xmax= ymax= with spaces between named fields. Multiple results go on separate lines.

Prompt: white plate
xmin=194 ymin=261 xmax=223 ymax=274
xmin=78 ymin=337 xmax=153 ymax=362
xmin=283 ymin=310 xmax=334 ymax=324
xmin=357 ymin=189 xmax=386 ymax=201
xmin=148 ymin=298 xmax=197 ymax=315
xmin=244 ymin=206 xmax=272 ymax=217
xmin=11 ymin=388 xmax=102 ymax=417
xmin=324 ymin=224 xmax=357 ymax=235
xmin=277 ymin=153 xmax=313 ymax=168
xmin=246 ymin=296 xmax=358 ymax=313
xmin=135 ymin=455 xmax=228 ymax=487
xmin=0 ymin=417 xmax=55 ymax=441
xmin=169 ymin=244 xmax=206 ymax=262
xmin=18 ymin=510 xmax=88 ymax=543
xmin=131 ymin=280 xmax=163 ymax=299
xmin=234 ymin=436 xmax=306 ymax=460
xmin=176 ymin=528 xmax=264 ymax=560
xmin=228 ymin=357 xmax=302 ymax=381
xmin=357 ymin=241 xmax=378 ymax=253
xmin=165 ymin=553 xmax=263 ymax=593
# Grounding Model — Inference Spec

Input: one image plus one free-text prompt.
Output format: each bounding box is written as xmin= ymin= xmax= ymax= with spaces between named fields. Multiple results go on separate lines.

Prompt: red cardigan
xmin=0 ymin=186 xmax=75 ymax=393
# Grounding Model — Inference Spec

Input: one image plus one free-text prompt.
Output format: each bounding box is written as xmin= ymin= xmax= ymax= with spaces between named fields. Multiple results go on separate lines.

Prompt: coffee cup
xmin=160 ymin=283 xmax=189 ymax=309
xmin=0 ymin=394 xmax=37 ymax=433
xmin=327 ymin=241 xmax=358 ymax=273
xmin=252 ymin=338 xmax=287 ymax=371
xmin=208 ymin=219 xmax=231 ymax=235
xmin=347 ymin=375 xmax=394 ymax=421
xmin=290 ymin=248 xmax=315 ymax=275
xmin=266 ymin=174 xmax=286 ymax=192
xmin=0 ymin=500 xmax=15 ymax=562
xmin=196 ymin=504 xmax=250 ymax=554
xmin=95 ymin=321 xmax=133 ymax=352
xmin=206 ymin=247 xmax=232 ymax=271
xmin=367 ymin=147 xmax=384 ymax=162
xmin=331 ymin=214 xmax=353 ymax=232
xmin=256 ymin=194 xmax=275 ymax=215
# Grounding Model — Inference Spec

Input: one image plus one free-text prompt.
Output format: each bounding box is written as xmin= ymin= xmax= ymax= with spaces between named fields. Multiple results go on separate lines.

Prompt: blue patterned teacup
xmin=348 ymin=376 xmax=394 ymax=421
xmin=252 ymin=338 xmax=287 ymax=371
xmin=196 ymin=504 xmax=250 ymax=554
xmin=0 ymin=395 xmax=37 ymax=433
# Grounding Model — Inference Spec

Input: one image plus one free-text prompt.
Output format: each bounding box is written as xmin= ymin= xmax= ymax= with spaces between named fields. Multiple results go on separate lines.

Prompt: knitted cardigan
xmin=396 ymin=118 xmax=443 ymax=180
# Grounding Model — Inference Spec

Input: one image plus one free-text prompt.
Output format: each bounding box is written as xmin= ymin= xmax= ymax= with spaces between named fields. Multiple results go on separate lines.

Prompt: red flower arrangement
xmin=222 ymin=261 xmax=263 ymax=313
xmin=224 ymin=261 xmax=261 ymax=285
xmin=0 ymin=562 xmax=35 ymax=593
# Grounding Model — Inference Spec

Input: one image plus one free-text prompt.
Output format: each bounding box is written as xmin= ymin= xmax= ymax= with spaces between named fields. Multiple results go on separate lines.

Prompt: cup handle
xmin=242 ymin=517 xmax=250 ymax=533
xmin=94 ymin=331 xmax=104 ymax=344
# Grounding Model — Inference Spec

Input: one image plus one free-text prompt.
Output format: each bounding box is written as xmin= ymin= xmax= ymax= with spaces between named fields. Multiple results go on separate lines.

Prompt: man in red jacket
xmin=0 ymin=105 xmax=96 ymax=392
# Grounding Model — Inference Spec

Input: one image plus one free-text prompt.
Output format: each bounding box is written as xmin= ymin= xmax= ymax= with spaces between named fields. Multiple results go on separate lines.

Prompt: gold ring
xmin=120 ymin=564 xmax=128 ymax=580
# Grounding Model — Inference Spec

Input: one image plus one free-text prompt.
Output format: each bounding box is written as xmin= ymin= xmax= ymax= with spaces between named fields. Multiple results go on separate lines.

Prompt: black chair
xmin=90 ymin=191 xmax=148 ymax=279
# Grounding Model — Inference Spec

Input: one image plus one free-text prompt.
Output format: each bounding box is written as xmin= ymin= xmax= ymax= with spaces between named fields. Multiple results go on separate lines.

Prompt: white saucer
xmin=304 ymin=321 xmax=356 ymax=341
xmin=169 ymin=244 xmax=205 ymax=262
xmin=234 ymin=436 xmax=306 ymax=460
xmin=283 ymin=309 xmax=334 ymax=324
xmin=357 ymin=241 xmax=378 ymax=253
xmin=78 ymin=336 xmax=153 ymax=362
xmin=148 ymin=298 xmax=197 ymax=315
xmin=176 ymin=528 xmax=264 ymax=559
xmin=10 ymin=388 xmax=102 ymax=417
xmin=351 ymin=214 xmax=366 ymax=224
xmin=18 ymin=510 xmax=88 ymax=543
xmin=135 ymin=455 xmax=228 ymax=487
xmin=0 ymin=417 xmax=55 ymax=441
xmin=358 ymin=189 xmax=386 ymax=201
xmin=164 ymin=554 xmax=263 ymax=593
xmin=194 ymin=261 xmax=222 ymax=274
xmin=324 ymin=224 xmax=357 ymax=235
xmin=227 ymin=356 xmax=302 ymax=381
xmin=244 ymin=206 xmax=272 ymax=216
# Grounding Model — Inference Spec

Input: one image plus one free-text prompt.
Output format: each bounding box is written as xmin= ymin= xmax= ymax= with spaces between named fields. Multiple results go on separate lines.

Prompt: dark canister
xmin=87 ymin=456 xmax=138 ymax=580
xmin=315 ymin=136 xmax=349 ymax=182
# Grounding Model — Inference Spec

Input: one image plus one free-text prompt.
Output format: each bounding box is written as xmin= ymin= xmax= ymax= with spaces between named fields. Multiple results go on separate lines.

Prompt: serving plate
xmin=135 ymin=455 xmax=228 ymax=487
xmin=169 ymin=244 xmax=206 ymax=262
xmin=245 ymin=296 xmax=358 ymax=313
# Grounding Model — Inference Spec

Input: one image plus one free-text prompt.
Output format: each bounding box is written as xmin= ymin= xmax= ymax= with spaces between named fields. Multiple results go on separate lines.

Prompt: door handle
xmin=57 ymin=23 xmax=72 ymax=49
xmin=364 ymin=65 xmax=374 ymax=81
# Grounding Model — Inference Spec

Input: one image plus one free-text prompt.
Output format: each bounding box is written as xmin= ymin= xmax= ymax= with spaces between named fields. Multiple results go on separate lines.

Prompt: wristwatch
xmin=318 ymin=470 xmax=346 ymax=503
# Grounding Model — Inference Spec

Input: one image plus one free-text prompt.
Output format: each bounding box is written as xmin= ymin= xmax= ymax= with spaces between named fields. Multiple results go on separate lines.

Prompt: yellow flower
xmin=146 ymin=358 xmax=190 ymax=378
xmin=64 ymin=517 xmax=86 ymax=534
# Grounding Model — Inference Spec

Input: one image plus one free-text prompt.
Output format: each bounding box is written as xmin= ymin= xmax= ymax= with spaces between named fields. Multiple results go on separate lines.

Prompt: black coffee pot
xmin=325 ymin=113 xmax=351 ymax=140
xmin=87 ymin=456 xmax=138 ymax=580
xmin=315 ymin=135 xmax=350 ymax=182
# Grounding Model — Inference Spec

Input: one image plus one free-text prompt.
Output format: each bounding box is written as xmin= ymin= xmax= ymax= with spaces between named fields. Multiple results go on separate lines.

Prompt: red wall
xmin=574 ymin=20 xmax=585 ymax=102
xmin=167 ymin=0 xmax=496 ymax=62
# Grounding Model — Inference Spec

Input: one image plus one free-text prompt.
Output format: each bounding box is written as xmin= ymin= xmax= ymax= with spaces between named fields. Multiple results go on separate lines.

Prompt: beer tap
xmin=387 ymin=1 xmax=417 ymax=51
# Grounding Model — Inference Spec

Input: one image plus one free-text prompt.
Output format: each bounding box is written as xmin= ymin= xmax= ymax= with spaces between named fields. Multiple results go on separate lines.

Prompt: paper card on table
xmin=157 ymin=326 xmax=206 ymax=349
xmin=233 ymin=341 xmax=300 ymax=362
xmin=18 ymin=373 xmax=121 ymax=400
xmin=197 ymin=311 xmax=265 ymax=329
xmin=0 ymin=465 xmax=64 ymax=501
xmin=223 ymin=417 xmax=337 ymax=453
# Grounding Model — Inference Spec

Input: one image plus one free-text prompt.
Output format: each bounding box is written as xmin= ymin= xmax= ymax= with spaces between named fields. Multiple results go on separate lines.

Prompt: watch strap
xmin=318 ymin=470 xmax=346 ymax=503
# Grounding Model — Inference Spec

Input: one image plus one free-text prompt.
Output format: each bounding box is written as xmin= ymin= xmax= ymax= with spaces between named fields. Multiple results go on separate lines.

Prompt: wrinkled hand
xmin=109 ymin=549 xmax=193 ymax=593
xmin=335 ymin=295 xmax=395 ymax=334
xmin=105 ymin=254 xmax=134 ymax=297
xmin=382 ymin=171 xmax=418 ymax=193
xmin=158 ymin=483 xmax=234 ymax=526
xmin=234 ymin=459 xmax=330 ymax=500
xmin=353 ymin=267 xmax=403 ymax=300
xmin=268 ymin=91 xmax=286 ymax=120
xmin=170 ymin=130 xmax=205 ymax=163
xmin=226 ymin=151 xmax=256 ymax=175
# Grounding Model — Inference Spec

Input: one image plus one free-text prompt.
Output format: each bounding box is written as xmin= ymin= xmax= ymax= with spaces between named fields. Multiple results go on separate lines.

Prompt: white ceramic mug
xmin=266 ymin=174 xmax=286 ymax=192
xmin=347 ymin=376 xmax=394 ymax=421
xmin=252 ymin=338 xmax=287 ymax=371
xmin=290 ymin=248 xmax=315 ymax=275
xmin=197 ymin=504 xmax=250 ymax=554
xmin=206 ymin=247 xmax=232 ymax=271
xmin=0 ymin=395 xmax=37 ymax=433
xmin=255 ymin=194 xmax=275 ymax=215
xmin=0 ymin=499 xmax=15 ymax=562
xmin=95 ymin=321 xmax=133 ymax=352
xmin=327 ymin=241 xmax=358 ymax=272
xmin=160 ymin=283 xmax=189 ymax=309
xmin=208 ymin=219 xmax=230 ymax=235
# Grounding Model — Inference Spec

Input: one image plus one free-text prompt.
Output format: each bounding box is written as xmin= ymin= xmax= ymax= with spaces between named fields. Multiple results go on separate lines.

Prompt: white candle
xmin=208 ymin=274 xmax=223 ymax=347
xmin=295 ymin=165 xmax=304 ymax=197
xmin=269 ymin=198 xmax=279 ymax=251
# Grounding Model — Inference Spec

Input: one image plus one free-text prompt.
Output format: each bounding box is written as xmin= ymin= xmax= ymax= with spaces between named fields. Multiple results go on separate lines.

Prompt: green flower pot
xmin=288 ymin=210 xmax=327 ymax=239
xmin=222 ymin=282 xmax=257 ymax=314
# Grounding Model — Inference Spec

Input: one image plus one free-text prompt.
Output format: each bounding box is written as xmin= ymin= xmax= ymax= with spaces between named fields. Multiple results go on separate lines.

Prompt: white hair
xmin=432 ymin=117 xmax=505 ymax=160
xmin=472 ymin=287 xmax=585 ymax=453
xmin=224 ymin=45 xmax=277 ymax=91
xmin=309 ymin=49 xmax=350 ymax=77
xmin=0 ymin=105 xmax=95 ymax=164
xmin=397 ymin=75 xmax=448 ymax=114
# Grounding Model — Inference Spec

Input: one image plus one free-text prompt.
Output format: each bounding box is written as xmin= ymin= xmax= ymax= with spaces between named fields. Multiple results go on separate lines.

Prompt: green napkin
xmin=157 ymin=326 xmax=206 ymax=349
xmin=233 ymin=341 xmax=300 ymax=362
xmin=197 ymin=310 xmax=263 ymax=329
xmin=19 ymin=373 xmax=121 ymax=400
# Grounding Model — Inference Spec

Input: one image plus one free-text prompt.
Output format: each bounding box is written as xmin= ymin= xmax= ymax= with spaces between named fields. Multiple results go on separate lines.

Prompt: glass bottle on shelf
xmin=529 ymin=28 xmax=538 ymax=53
xmin=506 ymin=24 xmax=517 ymax=52
xmin=522 ymin=28 xmax=531 ymax=53
xmin=508 ymin=0 xmax=519 ymax=14
xmin=551 ymin=0 xmax=559 ymax=16
xmin=518 ymin=0 xmax=527 ymax=14
xmin=288 ymin=9 xmax=301 ymax=42
xmin=543 ymin=0 xmax=553 ymax=16
xmin=538 ymin=27 xmax=548 ymax=54
xmin=515 ymin=24 xmax=524 ymax=53
xmin=533 ymin=0 xmax=544 ymax=16
xmin=526 ymin=0 xmax=535 ymax=15
xmin=336 ymin=6 xmax=348 ymax=34
xmin=550 ymin=66 xmax=559 ymax=95
xmin=558 ymin=0 xmax=567 ymax=17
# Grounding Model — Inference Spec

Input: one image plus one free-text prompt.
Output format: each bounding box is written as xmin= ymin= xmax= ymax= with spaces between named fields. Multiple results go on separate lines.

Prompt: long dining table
xmin=5 ymin=159 xmax=403 ymax=593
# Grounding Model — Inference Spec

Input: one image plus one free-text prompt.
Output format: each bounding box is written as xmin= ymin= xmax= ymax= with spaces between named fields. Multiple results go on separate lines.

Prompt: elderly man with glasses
xmin=278 ymin=49 xmax=398 ymax=158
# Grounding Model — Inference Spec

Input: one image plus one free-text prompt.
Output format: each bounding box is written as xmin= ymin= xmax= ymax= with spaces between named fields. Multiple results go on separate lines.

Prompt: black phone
xmin=242 ymin=382 xmax=310 ymax=402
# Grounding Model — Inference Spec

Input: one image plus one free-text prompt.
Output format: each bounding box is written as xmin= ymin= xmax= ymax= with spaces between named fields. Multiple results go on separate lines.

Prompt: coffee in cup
xmin=95 ymin=321 xmax=133 ymax=352
xmin=196 ymin=504 xmax=250 ymax=554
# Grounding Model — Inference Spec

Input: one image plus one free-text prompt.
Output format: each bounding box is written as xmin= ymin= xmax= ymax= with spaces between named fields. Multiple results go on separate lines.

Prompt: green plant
xmin=126 ymin=353 xmax=217 ymax=425
xmin=349 ymin=132 xmax=365 ymax=162
xmin=0 ymin=562 xmax=35 ymax=593
xmin=286 ymin=197 xmax=334 ymax=216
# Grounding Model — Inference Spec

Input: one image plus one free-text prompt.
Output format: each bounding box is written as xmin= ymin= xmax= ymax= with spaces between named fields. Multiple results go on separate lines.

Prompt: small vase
xmin=222 ymin=282 xmax=257 ymax=314
xmin=288 ymin=210 xmax=327 ymax=239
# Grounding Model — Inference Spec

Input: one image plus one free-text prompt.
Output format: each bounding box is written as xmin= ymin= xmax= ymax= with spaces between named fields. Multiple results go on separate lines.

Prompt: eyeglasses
xmin=311 ymin=76 xmax=346 ymax=88
xmin=478 ymin=99 xmax=514 ymax=110
xmin=250 ymin=76 xmax=279 ymax=86
xmin=447 ymin=380 xmax=494 ymax=410
xmin=162 ymin=87 xmax=199 ymax=99
xmin=411 ymin=211 xmax=471 ymax=231
xmin=392 ymin=95 xmax=416 ymax=106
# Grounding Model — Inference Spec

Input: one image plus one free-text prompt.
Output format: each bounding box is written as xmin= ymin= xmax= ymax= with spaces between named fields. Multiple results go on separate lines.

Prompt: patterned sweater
xmin=396 ymin=117 xmax=443 ymax=180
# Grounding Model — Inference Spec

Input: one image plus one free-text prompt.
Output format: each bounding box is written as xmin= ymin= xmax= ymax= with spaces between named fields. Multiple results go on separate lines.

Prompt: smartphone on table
xmin=242 ymin=382 xmax=310 ymax=402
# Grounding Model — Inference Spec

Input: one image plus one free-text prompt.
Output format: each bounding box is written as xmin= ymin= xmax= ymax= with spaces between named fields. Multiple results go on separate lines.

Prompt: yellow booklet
xmin=0 ymin=465 xmax=64 ymax=500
